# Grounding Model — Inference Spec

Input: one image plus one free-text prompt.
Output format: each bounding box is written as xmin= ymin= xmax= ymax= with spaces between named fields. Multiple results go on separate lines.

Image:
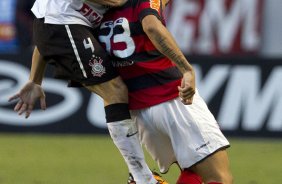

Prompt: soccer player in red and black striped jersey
xmin=99 ymin=0 xmax=233 ymax=184
xmin=99 ymin=0 xmax=183 ymax=110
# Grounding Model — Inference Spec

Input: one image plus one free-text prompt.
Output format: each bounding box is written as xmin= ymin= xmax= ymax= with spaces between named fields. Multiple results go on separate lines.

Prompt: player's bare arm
xmin=8 ymin=47 xmax=47 ymax=118
xmin=29 ymin=46 xmax=46 ymax=85
xmin=141 ymin=15 xmax=195 ymax=104
xmin=86 ymin=0 xmax=128 ymax=7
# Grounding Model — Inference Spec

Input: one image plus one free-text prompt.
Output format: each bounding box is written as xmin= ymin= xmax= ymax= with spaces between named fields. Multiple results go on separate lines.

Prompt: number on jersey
xmin=99 ymin=18 xmax=135 ymax=58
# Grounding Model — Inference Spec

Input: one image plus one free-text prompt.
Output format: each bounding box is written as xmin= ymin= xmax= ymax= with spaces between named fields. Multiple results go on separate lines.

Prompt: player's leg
xmin=132 ymin=91 xmax=232 ymax=184
xmin=70 ymin=26 xmax=157 ymax=184
xmin=84 ymin=79 xmax=157 ymax=184
xmin=84 ymin=76 xmax=128 ymax=105
xmin=64 ymin=24 xmax=157 ymax=184
xmin=171 ymin=91 xmax=232 ymax=184
xmin=181 ymin=91 xmax=233 ymax=184
xmin=131 ymin=108 xmax=202 ymax=184
xmin=33 ymin=19 xmax=157 ymax=184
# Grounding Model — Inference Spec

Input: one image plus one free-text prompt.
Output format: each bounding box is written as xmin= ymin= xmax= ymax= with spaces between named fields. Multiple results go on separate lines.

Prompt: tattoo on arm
xmin=154 ymin=34 xmax=191 ymax=72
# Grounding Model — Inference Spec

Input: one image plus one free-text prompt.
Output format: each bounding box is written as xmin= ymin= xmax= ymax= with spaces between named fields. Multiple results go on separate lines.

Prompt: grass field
xmin=0 ymin=134 xmax=281 ymax=184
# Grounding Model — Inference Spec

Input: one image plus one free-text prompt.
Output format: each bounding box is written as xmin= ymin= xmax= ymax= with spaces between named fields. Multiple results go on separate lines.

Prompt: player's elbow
xmin=142 ymin=17 xmax=162 ymax=36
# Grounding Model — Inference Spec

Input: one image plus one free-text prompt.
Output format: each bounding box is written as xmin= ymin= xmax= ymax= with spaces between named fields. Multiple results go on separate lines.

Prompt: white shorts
xmin=130 ymin=90 xmax=230 ymax=173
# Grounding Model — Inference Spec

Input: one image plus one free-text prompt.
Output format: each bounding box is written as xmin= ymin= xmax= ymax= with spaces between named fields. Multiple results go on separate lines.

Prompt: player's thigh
xmin=191 ymin=149 xmax=232 ymax=183
xmin=84 ymin=76 xmax=128 ymax=106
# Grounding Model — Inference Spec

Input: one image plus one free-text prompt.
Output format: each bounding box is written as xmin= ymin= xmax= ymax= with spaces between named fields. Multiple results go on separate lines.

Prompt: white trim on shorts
xmin=131 ymin=90 xmax=230 ymax=173
xmin=65 ymin=25 xmax=88 ymax=78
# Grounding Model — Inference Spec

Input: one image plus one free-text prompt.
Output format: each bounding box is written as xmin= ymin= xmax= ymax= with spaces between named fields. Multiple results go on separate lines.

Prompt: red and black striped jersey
xmin=99 ymin=0 xmax=182 ymax=109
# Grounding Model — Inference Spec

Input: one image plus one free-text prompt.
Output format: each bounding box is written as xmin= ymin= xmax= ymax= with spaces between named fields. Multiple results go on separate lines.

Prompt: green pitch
xmin=0 ymin=134 xmax=281 ymax=184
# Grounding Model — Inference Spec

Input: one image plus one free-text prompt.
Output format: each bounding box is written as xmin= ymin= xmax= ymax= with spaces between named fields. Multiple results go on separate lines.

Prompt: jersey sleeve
xmin=137 ymin=0 xmax=164 ymax=22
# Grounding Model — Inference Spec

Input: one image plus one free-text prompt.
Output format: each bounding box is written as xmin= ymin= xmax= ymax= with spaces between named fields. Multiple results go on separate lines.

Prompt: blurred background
xmin=0 ymin=0 xmax=282 ymax=184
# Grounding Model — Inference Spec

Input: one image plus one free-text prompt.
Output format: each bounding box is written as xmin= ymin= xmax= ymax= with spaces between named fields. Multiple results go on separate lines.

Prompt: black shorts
xmin=33 ymin=18 xmax=118 ymax=86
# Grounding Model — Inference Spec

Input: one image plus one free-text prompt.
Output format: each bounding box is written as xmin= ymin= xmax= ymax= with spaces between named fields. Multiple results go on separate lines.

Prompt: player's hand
xmin=178 ymin=70 xmax=195 ymax=105
xmin=8 ymin=81 xmax=46 ymax=118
